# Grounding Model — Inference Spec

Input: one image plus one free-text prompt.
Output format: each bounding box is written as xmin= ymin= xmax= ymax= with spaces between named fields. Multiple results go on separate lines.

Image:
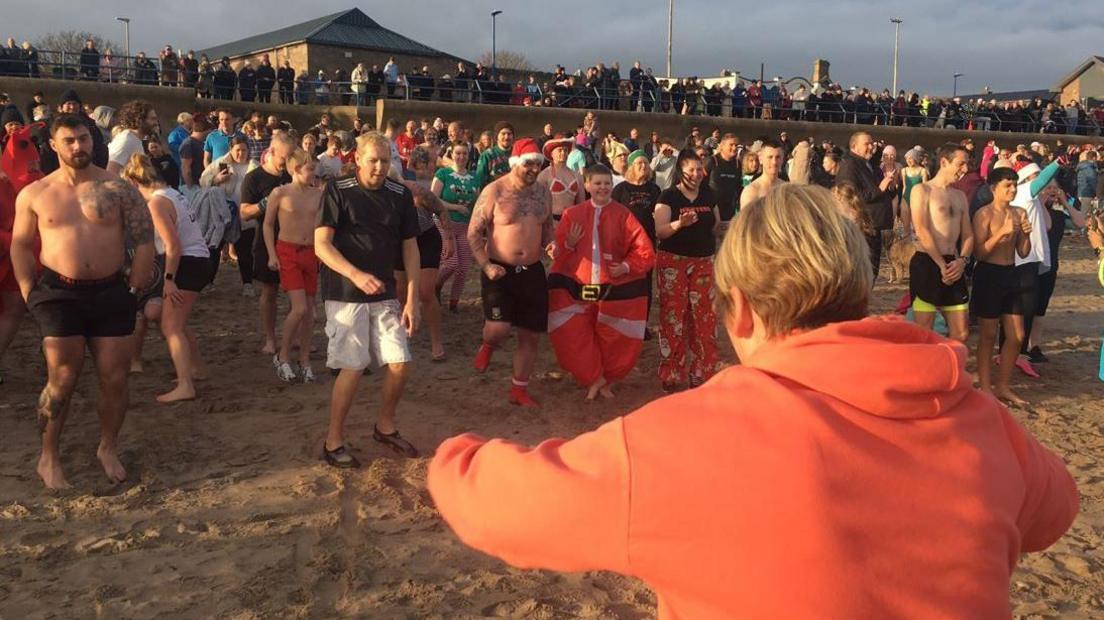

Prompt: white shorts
xmin=324 ymin=300 xmax=411 ymax=370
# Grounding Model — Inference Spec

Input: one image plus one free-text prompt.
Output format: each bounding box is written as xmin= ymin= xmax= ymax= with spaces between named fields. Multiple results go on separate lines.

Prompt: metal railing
xmin=6 ymin=51 xmax=1101 ymax=136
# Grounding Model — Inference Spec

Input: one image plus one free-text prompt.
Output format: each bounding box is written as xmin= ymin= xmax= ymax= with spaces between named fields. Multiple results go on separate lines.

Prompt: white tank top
xmin=153 ymin=188 xmax=210 ymax=258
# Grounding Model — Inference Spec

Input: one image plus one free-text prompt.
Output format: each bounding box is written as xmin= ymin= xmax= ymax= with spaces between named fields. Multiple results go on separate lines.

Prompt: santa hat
xmin=509 ymin=137 xmax=544 ymax=167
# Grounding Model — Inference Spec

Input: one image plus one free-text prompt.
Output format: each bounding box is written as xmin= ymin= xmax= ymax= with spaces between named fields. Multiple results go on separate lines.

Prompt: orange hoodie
xmin=427 ymin=317 xmax=1078 ymax=619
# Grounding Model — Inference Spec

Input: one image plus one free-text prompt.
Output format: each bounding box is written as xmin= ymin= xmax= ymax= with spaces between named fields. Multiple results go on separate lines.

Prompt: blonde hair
xmin=831 ymin=182 xmax=875 ymax=236
xmin=715 ymin=184 xmax=870 ymax=338
xmin=120 ymin=152 xmax=163 ymax=188
xmin=286 ymin=147 xmax=314 ymax=172
xmin=356 ymin=131 xmax=391 ymax=156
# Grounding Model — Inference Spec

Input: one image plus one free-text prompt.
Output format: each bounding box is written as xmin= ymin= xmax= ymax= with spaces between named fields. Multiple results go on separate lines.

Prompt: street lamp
xmin=953 ymin=72 xmax=964 ymax=97
xmin=890 ymin=18 xmax=902 ymax=95
xmin=115 ymin=17 xmax=130 ymax=78
xmin=491 ymin=10 xmax=502 ymax=78
xmin=666 ymin=0 xmax=674 ymax=78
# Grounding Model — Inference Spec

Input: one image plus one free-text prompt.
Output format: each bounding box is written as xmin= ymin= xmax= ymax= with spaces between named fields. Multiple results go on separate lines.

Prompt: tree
xmin=33 ymin=30 xmax=123 ymax=56
xmin=477 ymin=50 xmax=535 ymax=73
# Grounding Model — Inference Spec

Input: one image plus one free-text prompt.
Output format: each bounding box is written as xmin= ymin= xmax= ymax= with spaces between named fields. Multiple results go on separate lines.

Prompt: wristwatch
xmin=165 ymin=273 xmax=175 ymax=282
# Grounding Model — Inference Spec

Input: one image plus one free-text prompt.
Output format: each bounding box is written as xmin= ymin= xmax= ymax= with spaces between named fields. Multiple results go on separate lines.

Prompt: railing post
xmin=61 ymin=50 xmax=67 ymax=80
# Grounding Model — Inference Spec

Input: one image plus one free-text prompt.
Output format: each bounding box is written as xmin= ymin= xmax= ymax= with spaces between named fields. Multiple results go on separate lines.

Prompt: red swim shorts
xmin=276 ymin=240 xmax=318 ymax=295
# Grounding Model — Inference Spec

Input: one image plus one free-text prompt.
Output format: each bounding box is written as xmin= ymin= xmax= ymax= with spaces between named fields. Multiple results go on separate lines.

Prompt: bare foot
xmin=586 ymin=377 xmax=607 ymax=401
xmin=129 ymin=360 xmax=144 ymax=374
xmin=37 ymin=454 xmax=70 ymax=490
xmin=995 ymin=386 xmax=1028 ymax=407
xmin=157 ymin=383 xmax=196 ymax=403
xmin=96 ymin=445 xmax=127 ymax=483
xmin=599 ymin=385 xmax=615 ymax=399
xmin=261 ymin=341 xmax=276 ymax=355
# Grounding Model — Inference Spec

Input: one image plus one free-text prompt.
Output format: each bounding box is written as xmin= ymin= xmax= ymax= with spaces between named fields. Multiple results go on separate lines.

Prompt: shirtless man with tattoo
xmin=908 ymin=143 xmax=974 ymax=343
xmin=11 ymin=115 xmax=155 ymax=489
xmin=469 ymin=138 xmax=555 ymax=406
xmin=738 ymin=141 xmax=786 ymax=210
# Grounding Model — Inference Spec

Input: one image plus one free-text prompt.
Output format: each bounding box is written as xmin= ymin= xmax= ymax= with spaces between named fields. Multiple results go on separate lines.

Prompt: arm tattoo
xmin=82 ymin=180 xmax=154 ymax=249
xmin=116 ymin=181 xmax=155 ymax=248
xmin=409 ymin=181 xmax=446 ymax=219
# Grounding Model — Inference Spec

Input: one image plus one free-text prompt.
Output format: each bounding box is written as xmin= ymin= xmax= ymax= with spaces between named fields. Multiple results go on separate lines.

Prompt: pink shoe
xmin=1014 ymin=357 xmax=1040 ymax=378
xmin=508 ymin=386 xmax=541 ymax=407
xmin=473 ymin=343 xmax=494 ymax=373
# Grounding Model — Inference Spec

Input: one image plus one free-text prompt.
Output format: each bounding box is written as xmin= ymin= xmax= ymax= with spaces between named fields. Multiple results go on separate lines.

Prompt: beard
xmin=60 ymin=151 xmax=92 ymax=170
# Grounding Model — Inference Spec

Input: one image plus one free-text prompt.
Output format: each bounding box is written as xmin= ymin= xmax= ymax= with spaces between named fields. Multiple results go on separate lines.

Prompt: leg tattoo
xmin=37 ymin=388 xmax=70 ymax=432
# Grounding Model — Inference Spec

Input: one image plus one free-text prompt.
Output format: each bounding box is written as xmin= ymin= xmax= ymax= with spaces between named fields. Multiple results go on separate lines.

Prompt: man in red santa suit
xmin=548 ymin=164 xmax=655 ymax=400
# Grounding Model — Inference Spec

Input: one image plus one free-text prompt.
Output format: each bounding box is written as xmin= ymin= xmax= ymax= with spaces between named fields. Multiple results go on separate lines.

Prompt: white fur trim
xmin=509 ymin=153 xmax=545 ymax=167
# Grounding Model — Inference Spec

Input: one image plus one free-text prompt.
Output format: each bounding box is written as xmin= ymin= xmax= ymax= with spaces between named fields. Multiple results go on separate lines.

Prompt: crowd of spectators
xmin=2 ymin=36 xmax=1102 ymax=136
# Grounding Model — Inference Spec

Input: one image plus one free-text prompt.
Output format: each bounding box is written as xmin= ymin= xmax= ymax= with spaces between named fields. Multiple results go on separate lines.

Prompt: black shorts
xmin=481 ymin=259 xmax=548 ymax=332
xmin=970 ymin=261 xmax=1019 ymax=319
xmin=395 ymin=227 xmax=443 ymax=271
xmin=26 ymin=268 xmax=136 ymax=338
xmin=175 ymin=255 xmax=213 ymax=293
xmin=909 ymin=252 xmax=969 ymax=310
xmin=252 ymin=227 xmax=279 ymax=285
xmin=1036 ymin=266 xmax=1057 ymax=316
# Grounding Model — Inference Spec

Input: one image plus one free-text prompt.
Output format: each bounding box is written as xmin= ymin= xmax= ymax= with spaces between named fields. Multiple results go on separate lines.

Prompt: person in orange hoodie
xmin=548 ymin=164 xmax=655 ymax=400
xmin=427 ymin=183 xmax=1079 ymax=619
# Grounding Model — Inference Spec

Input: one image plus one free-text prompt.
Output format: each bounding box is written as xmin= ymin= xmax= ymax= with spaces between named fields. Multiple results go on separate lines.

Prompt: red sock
xmin=473 ymin=342 xmax=495 ymax=372
xmin=508 ymin=377 xmax=540 ymax=407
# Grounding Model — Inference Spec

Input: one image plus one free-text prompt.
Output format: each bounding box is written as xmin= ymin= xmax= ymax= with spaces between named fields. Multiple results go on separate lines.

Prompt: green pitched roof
xmin=200 ymin=8 xmax=464 ymax=62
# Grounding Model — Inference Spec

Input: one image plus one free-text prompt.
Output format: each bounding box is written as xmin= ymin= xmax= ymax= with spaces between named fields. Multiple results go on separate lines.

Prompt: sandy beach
xmin=1 ymin=241 xmax=1102 ymax=619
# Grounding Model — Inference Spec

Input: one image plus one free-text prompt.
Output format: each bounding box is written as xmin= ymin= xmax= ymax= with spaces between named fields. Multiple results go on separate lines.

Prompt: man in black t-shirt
xmin=704 ymin=134 xmax=742 ymax=224
xmin=240 ymin=133 xmax=295 ymax=354
xmin=178 ymin=113 xmax=210 ymax=189
xmin=315 ymin=132 xmax=422 ymax=467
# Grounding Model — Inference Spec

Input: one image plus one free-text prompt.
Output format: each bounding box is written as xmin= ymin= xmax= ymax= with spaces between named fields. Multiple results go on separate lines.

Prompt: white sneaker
xmin=276 ymin=360 xmax=297 ymax=382
xmin=301 ymin=365 xmax=316 ymax=384
xmin=242 ymin=283 xmax=256 ymax=297
xmin=272 ymin=354 xmax=280 ymax=369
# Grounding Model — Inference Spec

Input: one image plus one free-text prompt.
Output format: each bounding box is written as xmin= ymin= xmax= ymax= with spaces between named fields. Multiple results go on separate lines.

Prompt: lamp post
xmin=491 ymin=10 xmax=502 ymax=78
xmin=953 ymin=72 xmax=963 ymax=97
xmin=890 ymin=18 xmax=902 ymax=95
xmin=666 ymin=0 xmax=674 ymax=78
xmin=115 ymin=16 xmax=130 ymax=78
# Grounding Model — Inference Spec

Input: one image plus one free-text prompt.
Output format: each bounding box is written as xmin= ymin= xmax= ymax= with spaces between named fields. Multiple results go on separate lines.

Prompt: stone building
xmin=200 ymin=8 xmax=472 ymax=78
xmin=1051 ymin=55 xmax=1104 ymax=106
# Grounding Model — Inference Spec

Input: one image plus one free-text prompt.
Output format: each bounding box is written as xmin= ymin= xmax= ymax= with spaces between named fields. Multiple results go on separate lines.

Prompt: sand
xmin=1 ymin=241 xmax=1102 ymax=619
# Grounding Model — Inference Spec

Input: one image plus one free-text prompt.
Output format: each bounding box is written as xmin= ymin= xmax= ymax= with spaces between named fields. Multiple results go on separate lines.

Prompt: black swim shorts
xmin=26 ymin=268 xmax=137 ymax=338
xmin=909 ymin=252 xmax=969 ymax=311
xmin=970 ymin=261 xmax=1019 ymax=319
xmin=481 ymin=259 xmax=548 ymax=332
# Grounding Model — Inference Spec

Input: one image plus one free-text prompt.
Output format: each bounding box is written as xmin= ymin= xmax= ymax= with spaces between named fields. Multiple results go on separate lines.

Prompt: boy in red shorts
xmin=264 ymin=148 xmax=322 ymax=382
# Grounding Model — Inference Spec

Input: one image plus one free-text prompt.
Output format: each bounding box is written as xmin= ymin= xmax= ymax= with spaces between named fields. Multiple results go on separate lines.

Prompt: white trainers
xmin=276 ymin=360 xmax=297 ymax=382
xmin=242 ymin=283 xmax=256 ymax=297
xmin=301 ymin=365 xmax=317 ymax=384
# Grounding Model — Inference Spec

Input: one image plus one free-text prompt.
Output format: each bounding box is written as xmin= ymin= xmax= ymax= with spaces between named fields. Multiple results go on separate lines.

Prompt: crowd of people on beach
xmin=1 ymin=81 xmax=1101 ymax=617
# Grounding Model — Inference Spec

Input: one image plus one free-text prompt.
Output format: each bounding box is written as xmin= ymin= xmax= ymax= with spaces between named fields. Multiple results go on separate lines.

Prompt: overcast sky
xmin=7 ymin=1 xmax=1103 ymax=96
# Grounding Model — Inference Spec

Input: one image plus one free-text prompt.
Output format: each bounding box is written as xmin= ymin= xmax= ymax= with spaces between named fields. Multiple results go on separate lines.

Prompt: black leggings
xmin=234 ymin=228 xmax=257 ymax=285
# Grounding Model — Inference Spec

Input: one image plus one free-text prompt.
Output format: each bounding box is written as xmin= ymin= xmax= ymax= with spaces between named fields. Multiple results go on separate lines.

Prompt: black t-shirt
xmin=657 ymin=185 xmax=717 ymax=257
xmin=179 ymin=137 xmax=205 ymax=186
xmin=317 ymin=175 xmax=419 ymax=303
xmin=705 ymin=154 xmax=741 ymax=221
xmin=242 ymin=166 xmax=291 ymax=256
xmin=241 ymin=166 xmax=290 ymax=207
xmin=612 ymin=180 xmax=661 ymax=243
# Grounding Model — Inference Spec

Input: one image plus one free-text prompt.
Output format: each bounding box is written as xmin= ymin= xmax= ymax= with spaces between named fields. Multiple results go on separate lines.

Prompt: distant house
xmin=1051 ymin=55 xmax=1104 ymax=105
xmin=200 ymin=8 xmax=472 ymax=77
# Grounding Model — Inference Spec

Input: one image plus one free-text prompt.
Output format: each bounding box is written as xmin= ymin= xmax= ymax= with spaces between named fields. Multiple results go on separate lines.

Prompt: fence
xmin=6 ymin=51 xmax=1101 ymax=136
